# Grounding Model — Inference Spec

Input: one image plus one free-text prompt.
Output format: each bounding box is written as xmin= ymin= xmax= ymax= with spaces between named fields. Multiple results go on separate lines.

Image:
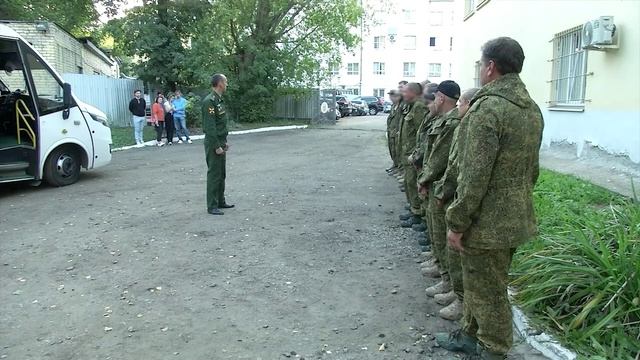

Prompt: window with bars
xmin=473 ymin=61 xmax=481 ymax=87
xmin=403 ymin=62 xmax=416 ymax=77
xmin=373 ymin=36 xmax=385 ymax=49
xmin=347 ymin=63 xmax=360 ymax=76
xmin=428 ymin=63 xmax=442 ymax=77
xmin=404 ymin=36 xmax=417 ymax=50
xmin=550 ymin=26 xmax=588 ymax=108
xmin=373 ymin=62 xmax=385 ymax=75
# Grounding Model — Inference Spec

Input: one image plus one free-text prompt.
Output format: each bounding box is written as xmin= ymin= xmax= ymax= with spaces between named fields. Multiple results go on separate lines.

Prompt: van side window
xmin=24 ymin=50 xmax=66 ymax=115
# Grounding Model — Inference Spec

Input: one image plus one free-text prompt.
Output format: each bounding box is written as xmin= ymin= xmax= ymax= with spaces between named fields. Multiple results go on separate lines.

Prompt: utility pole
xmin=359 ymin=0 xmax=363 ymax=95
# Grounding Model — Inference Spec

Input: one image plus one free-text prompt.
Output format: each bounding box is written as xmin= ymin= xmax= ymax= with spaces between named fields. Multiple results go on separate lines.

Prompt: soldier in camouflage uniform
xmin=431 ymin=87 xmax=480 ymax=321
xmin=417 ymin=81 xmax=461 ymax=295
xmin=397 ymin=83 xmax=427 ymax=226
xmin=436 ymin=38 xmax=544 ymax=360
xmin=202 ymin=74 xmax=234 ymax=215
xmin=385 ymin=90 xmax=402 ymax=174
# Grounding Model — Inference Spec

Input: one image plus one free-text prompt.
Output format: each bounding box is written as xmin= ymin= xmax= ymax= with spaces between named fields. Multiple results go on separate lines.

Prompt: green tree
xmin=189 ymin=0 xmax=362 ymax=122
xmin=101 ymin=0 xmax=209 ymax=91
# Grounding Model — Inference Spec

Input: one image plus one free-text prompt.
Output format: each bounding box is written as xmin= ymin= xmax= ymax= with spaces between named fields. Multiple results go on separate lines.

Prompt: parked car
xmin=350 ymin=100 xmax=368 ymax=116
xmin=336 ymin=95 xmax=354 ymax=117
xmin=356 ymin=96 xmax=385 ymax=115
xmin=335 ymin=103 xmax=341 ymax=120
xmin=383 ymin=101 xmax=392 ymax=113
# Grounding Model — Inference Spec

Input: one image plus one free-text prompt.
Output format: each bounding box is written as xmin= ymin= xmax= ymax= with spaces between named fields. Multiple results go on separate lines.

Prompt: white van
xmin=0 ymin=24 xmax=112 ymax=186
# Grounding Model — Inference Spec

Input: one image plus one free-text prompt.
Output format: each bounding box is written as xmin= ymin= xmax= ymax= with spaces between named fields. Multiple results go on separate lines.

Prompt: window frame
xmin=373 ymin=36 xmax=385 ymax=49
xmin=428 ymin=63 xmax=442 ymax=77
xmin=347 ymin=62 xmax=360 ymax=76
xmin=549 ymin=25 xmax=589 ymax=110
xmin=373 ymin=62 xmax=385 ymax=75
xmin=404 ymin=35 xmax=417 ymax=50
xmin=20 ymin=41 xmax=70 ymax=116
xmin=403 ymin=62 xmax=416 ymax=77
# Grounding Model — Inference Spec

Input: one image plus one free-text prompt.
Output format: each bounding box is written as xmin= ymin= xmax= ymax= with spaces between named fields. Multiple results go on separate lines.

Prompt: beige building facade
xmin=2 ymin=21 xmax=119 ymax=78
xmin=454 ymin=0 xmax=640 ymax=163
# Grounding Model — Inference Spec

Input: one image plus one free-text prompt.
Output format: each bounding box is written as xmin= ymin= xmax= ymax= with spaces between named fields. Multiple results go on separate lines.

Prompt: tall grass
xmin=511 ymin=170 xmax=640 ymax=360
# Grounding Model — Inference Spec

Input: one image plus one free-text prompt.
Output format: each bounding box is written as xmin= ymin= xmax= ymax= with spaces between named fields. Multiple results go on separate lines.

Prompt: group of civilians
xmin=128 ymin=89 xmax=192 ymax=147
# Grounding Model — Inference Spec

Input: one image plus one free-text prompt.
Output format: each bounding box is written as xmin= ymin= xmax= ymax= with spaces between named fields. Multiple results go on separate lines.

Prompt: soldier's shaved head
xmin=402 ymin=82 xmax=423 ymax=103
xmin=460 ymin=88 xmax=480 ymax=102
xmin=458 ymin=88 xmax=480 ymax=117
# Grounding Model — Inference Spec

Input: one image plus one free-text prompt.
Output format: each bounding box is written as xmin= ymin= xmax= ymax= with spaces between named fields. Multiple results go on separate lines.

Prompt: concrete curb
xmin=510 ymin=298 xmax=577 ymax=360
xmin=111 ymin=125 xmax=308 ymax=152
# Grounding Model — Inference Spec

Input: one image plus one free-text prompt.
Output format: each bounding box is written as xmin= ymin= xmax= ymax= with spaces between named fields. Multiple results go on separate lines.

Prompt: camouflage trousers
xmin=461 ymin=247 xmax=516 ymax=355
xmin=427 ymin=191 xmax=448 ymax=274
xmin=388 ymin=136 xmax=398 ymax=167
xmin=403 ymin=163 xmax=422 ymax=216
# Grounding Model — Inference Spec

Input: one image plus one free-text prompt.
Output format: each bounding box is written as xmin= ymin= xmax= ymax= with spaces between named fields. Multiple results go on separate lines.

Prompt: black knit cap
xmin=437 ymin=80 xmax=461 ymax=100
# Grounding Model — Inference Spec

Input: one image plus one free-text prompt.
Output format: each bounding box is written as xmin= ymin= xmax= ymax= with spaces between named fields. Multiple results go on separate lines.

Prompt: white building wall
xmin=454 ymin=0 xmax=640 ymax=163
xmin=330 ymin=0 xmax=458 ymax=99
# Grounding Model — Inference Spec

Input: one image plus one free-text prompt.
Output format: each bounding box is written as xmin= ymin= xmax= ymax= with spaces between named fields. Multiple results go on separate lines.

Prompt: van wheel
xmin=44 ymin=147 xmax=81 ymax=186
xmin=369 ymin=108 xmax=378 ymax=115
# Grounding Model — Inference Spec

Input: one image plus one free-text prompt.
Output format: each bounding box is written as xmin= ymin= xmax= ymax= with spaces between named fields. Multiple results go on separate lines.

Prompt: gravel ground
xmin=0 ymin=117 xmax=546 ymax=360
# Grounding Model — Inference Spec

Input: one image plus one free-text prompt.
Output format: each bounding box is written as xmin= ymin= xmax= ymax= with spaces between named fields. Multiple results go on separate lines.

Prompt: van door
xmin=20 ymin=43 xmax=93 ymax=185
xmin=0 ymin=38 xmax=37 ymax=182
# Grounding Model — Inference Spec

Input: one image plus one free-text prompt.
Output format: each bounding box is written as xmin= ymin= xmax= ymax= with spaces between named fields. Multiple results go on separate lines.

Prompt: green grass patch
xmin=512 ymin=169 xmax=640 ymax=360
xmin=110 ymin=126 xmax=157 ymax=148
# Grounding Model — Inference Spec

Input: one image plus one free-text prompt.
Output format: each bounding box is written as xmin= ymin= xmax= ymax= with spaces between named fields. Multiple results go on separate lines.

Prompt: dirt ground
xmin=0 ymin=116 xmax=547 ymax=360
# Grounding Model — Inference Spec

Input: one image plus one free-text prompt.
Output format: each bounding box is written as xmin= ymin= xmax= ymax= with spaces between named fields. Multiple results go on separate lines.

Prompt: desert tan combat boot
xmin=425 ymin=279 xmax=451 ymax=297
xmin=439 ymin=298 xmax=463 ymax=321
xmin=434 ymin=290 xmax=457 ymax=305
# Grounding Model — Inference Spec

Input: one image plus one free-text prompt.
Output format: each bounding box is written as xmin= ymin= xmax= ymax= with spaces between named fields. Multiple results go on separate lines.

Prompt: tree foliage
xmin=0 ymin=0 xmax=122 ymax=36
xmin=103 ymin=0 xmax=362 ymax=122
xmin=189 ymin=0 xmax=362 ymax=122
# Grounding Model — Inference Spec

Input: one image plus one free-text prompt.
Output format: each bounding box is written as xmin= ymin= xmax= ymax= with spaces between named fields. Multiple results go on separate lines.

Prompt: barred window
xmin=347 ymin=63 xmax=360 ymax=76
xmin=373 ymin=62 xmax=385 ymax=75
xmin=550 ymin=26 xmax=588 ymax=108
xmin=403 ymin=62 xmax=416 ymax=77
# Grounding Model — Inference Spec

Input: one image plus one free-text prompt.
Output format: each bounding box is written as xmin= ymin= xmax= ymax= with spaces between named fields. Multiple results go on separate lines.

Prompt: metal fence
xmin=273 ymin=89 xmax=320 ymax=120
xmin=63 ymin=74 xmax=144 ymax=127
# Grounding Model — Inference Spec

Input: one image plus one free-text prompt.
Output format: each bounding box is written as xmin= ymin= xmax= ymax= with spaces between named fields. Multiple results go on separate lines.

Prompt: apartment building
xmin=329 ymin=0 xmax=457 ymax=98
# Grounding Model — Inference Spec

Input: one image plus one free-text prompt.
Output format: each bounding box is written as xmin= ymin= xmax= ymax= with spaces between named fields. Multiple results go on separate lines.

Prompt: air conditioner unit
xmin=582 ymin=16 xmax=616 ymax=49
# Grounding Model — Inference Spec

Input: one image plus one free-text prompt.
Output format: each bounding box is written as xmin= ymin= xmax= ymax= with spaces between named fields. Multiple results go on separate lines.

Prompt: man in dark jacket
xmin=128 ymin=89 xmax=146 ymax=146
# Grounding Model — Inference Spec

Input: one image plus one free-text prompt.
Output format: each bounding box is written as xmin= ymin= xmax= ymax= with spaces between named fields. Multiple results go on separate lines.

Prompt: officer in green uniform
xmin=202 ymin=74 xmax=234 ymax=215
xmin=437 ymin=38 xmax=544 ymax=360
xmin=386 ymin=89 xmax=402 ymax=173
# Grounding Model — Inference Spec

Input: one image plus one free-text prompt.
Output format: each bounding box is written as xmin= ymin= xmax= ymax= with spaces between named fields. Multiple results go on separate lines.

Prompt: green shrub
xmin=512 ymin=170 xmax=640 ymax=359
xmin=185 ymin=92 xmax=203 ymax=129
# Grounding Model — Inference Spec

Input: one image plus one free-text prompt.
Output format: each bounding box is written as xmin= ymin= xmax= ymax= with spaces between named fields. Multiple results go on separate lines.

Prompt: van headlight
xmin=88 ymin=112 xmax=109 ymax=127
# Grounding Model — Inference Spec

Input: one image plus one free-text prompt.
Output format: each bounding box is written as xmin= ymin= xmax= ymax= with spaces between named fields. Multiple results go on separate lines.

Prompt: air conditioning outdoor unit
xmin=582 ymin=16 xmax=617 ymax=50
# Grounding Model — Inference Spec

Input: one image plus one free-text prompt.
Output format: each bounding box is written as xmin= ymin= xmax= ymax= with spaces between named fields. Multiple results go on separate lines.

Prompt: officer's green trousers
xmin=427 ymin=190 xmax=448 ymax=274
xmin=205 ymin=138 xmax=226 ymax=210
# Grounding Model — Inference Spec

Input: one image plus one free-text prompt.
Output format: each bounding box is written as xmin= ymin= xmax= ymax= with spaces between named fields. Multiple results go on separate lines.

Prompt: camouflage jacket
xmin=445 ymin=73 xmax=544 ymax=249
xmin=410 ymin=110 xmax=435 ymax=167
xmin=399 ymin=100 xmax=427 ymax=160
xmin=387 ymin=103 xmax=403 ymax=137
xmin=433 ymin=120 xmax=467 ymax=204
xmin=417 ymin=107 xmax=460 ymax=186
